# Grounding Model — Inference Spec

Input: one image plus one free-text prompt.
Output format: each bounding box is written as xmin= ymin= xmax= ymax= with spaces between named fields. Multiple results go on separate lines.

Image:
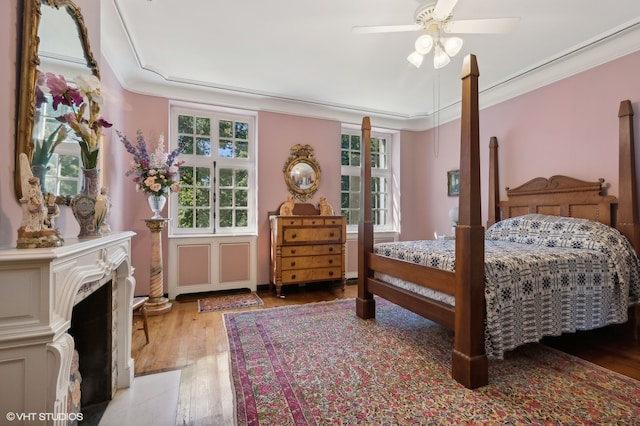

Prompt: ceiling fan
xmin=353 ymin=0 xmax=519 ymax=69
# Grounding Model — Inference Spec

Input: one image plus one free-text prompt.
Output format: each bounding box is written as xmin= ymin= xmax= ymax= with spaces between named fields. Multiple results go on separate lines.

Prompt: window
xmin=170 ymin=106 xmax=256 ymax=235
xmin=31 ymin=95 xmax=82 ymax=196
xmin=341 ymin=128 xmax=395 ymax=231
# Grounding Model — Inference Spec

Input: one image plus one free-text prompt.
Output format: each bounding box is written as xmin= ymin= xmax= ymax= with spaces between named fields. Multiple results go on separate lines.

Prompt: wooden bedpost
xmin=616 ymin=100 xmax=640 ymax=252
xmin=356 ymin=116 xmax=376 ymax=319
xmin=487 ymin=136 xmax=500 ymax=227
xmin=451 ymin=54 xmax=488 ymax=388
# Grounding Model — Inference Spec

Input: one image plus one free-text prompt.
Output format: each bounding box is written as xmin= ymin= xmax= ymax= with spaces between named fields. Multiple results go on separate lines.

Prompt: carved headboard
xmin=499 ymin=175 xmax=617 ymax=226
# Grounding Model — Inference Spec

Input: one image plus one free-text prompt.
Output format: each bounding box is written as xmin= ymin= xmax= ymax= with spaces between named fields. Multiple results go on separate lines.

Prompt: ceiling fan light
xmin=433 ymin=44 xmax=450 ymax=69
xmin=441 ymin=37 xmax=463 ymax=57
xmin=407 ymin=51 xmax=424 ymax=68
xmin=414 ymin=34 xmax=433 ymax=55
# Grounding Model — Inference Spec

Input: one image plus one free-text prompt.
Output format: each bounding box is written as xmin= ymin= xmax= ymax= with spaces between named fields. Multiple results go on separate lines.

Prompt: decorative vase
xmin=147 ymin=193 xmax=167 ymax=219
xmin=71 ymin=168 xmax=104 ymax=238
xmin=31 ymin=164 xmax=49 ymax=194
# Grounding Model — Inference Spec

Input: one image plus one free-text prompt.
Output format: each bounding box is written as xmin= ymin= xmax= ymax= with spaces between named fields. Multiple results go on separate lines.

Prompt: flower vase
xmin=71 ymin=168 xmax=106 ymax=238
xmin=148 ymin=194 xmax=167 ymax=219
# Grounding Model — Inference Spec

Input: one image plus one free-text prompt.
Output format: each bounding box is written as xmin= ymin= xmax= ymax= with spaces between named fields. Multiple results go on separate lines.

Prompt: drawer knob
xmin=329 ymin=232 xmax=335 ymax=237
xmin=291 ymin=233 xmax=297 ymax=239
xmin=291 ymin=274 xmax=296 ymax=279
xmin=328 ymin=247 xmax=334 ymax=252
xmin=290 ymin=261 xmax=296 ymax=267
xmin=328 ymin=259 xmax=333 ymax=264
xmin=328 ymin=271 xmax=334 ymax=276
xmin=291 ymin=249 xmax=296 ymax=254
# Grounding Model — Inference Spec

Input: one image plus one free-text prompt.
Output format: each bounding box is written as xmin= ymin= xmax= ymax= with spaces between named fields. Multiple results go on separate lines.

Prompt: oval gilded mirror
xmin=14 ymin=0 xmax=99 ymax=200
xmin=283 ymin=144 xmax=321 ymax=201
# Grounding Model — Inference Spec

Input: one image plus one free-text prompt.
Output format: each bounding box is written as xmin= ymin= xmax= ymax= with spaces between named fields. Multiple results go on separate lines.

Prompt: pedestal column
xmin=144 ymin=218 xmax=172 ymax=315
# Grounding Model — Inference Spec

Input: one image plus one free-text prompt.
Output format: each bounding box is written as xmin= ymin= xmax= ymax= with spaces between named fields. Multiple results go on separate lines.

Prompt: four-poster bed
xmin=356 ymin=54 xmax=640 ymax=389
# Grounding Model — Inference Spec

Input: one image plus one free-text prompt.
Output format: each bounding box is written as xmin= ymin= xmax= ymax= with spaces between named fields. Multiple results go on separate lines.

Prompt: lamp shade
xmin=407 ymin=51 xmax=424 ymax=68
xmin=433 ymin=43 xmax=450 ymax=69
xmin=414 ymin=34 xmax=434 ymax=55
xmin=441 ymin=37 xmax=463 ymax=57
xmin=448 ymin=206 xmax=459 ymax=224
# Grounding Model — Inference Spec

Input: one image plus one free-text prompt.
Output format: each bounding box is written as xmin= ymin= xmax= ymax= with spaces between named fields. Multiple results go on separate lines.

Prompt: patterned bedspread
xmin=373 ymin=214 xmax=640 ymax=359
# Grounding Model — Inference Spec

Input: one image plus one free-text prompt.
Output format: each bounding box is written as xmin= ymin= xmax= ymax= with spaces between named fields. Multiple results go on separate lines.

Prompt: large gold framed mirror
xmin=283 ymin=144 xmax=321 ymax=201
xmin=14 ymin=0 xmax=99 ymax=200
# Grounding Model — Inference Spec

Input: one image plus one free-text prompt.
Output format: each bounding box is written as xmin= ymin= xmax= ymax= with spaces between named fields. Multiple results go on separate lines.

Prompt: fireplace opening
xmin=69 ymin=281 xmax=113 ymax=410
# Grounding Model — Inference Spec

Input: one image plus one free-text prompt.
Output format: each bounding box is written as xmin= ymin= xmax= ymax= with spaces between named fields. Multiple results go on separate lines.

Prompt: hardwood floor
xmin=131 ymin=282 xmax=640 ymax=425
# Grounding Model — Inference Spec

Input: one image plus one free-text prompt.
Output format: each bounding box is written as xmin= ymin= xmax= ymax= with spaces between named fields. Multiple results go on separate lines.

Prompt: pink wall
xmin=417 ymin=51 xmax=640 ymax=238
xmin=256 ymin=112 xmax=342 ymax=284
xmin=1 ymin=0 xmax=639 ymax=295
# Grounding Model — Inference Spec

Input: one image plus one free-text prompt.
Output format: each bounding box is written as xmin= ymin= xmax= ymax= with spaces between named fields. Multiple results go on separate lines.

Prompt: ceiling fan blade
xmin=443 ymin=17 xmax=520 ymax=34
xmin=352 ymin=24 xmax=423 ymax=34
xmin=432 ymin=0 xmax=458 ymax=21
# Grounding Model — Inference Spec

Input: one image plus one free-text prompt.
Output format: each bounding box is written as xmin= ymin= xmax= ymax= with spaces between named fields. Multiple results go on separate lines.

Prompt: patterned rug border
xmin=197 ymin=292 xmax=264 ymax=313
xmin=224 ymin=297 xmax=640 ymax=425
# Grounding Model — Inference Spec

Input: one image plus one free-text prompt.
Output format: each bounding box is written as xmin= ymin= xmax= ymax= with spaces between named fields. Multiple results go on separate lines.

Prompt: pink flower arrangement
xmin=117 ymin=130 xmax=184 ymax=196
xmin=39 ymin=72 xmax=112 ymax=169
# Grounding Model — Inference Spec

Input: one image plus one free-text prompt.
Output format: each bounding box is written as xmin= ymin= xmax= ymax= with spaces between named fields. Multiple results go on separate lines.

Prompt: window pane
xmin=235 ymin=141 xmax=249 ymax=158
xmin=236 ymin=169 xmax=249 ymax=187
xmin=196 ymin=167 xmax=211 ymax=186
xmin=196 ymin=137 xmax=211 ymax=156
xmin=341 ymin=175 xmax=349 ymax=191
xmin=178 ymin=115 xmax=193 ymax=133
xmin=235 ymin=210 xmax=248 ymax=227
xmin=350 ymin=176 xmax=360 ymax=191
xmin=219 ymin=210 xmax=233 ymax=227
xmin=341 ymin=192 xmax=349 ymax=209
xmin=195 ymin=209 xmax=210 ymax=228
xmin=350 ymin=193 xmax=360 ymax=209
xmin=178 ymin=187 xmax=193 ymax=206
xmin=219 ymin=120 xmax=233 ymax=138
xmin=219 ymin=140 xmax=233 ymax=158
xmin=219 ymin=169 xmax=233 ymax=187
xmin=235 ymin=122 xmax=248 ymax=139
xmin=341 ymin=151 xmax=349 ymax=166
xmin=196 ymin=117 xmax=210 ymax=135
xmin=180 ymin=166 xmax=194 ymax=186
xmin=235 ymin=189 xmax=248 ymax=207
xmin=341 ymin=134 xmax=349 ymax=149
xmin=195 ymin=188 xmax=210 ymax=206
xmin=177 ymin=208 xmax=193 ymax=228
xmin=350 ymin=135 xmax=360 ymax=151
xmin=350 ymin=153 xmax=360 ymax=167
xmin=219 ymin=188 xmax=233 ymax=207
xmin=179 ymin=135 xmax=194 ymax=155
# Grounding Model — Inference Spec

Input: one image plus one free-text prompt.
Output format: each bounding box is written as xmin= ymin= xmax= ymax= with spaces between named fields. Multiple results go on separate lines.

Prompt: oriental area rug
xmin=224 ymin=298 xmax=640 ymax=425
xmin=197 ymin=292 xmax=263 ymax=313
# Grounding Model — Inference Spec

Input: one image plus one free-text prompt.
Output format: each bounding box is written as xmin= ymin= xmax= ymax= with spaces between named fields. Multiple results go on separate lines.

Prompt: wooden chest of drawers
xmin=270 ymin=215 xmax=346 ymax=297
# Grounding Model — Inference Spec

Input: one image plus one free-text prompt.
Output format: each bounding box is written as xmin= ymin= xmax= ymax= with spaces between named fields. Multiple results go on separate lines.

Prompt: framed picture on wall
xmin=447 ymin=169 xmax=460 ymax=197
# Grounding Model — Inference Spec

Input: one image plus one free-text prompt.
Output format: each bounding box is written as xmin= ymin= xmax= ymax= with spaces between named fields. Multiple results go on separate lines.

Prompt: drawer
xmin=278 ymin=218 xmax=302 ymax=226
xmin=302 ymin=218 xmax=324 ymax=226
xmin=281 ymin=267 xmax=342 ymax=283
xmin=283 ymin=227 xmax=342 ymax=243
xmin=323 ymin=217 xmax=342 ymax=226
xmin=282 ymin=244 xmax=341 ymax=257
xmin=281 ymin=254 xmax=342 ymax=270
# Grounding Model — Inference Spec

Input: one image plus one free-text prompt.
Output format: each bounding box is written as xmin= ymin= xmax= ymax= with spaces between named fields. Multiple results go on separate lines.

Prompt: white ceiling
xmin=98 ymin=0 xmax=640 ymax=129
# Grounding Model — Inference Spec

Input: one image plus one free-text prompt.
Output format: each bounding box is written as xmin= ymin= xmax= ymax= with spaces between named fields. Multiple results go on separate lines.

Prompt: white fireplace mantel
xmin=0 ymin=231 xmax=136 ymax=424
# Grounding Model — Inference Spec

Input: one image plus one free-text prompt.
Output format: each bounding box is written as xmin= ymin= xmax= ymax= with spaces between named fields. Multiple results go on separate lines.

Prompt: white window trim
xmin=169 ymin=103 xmax=258 ymax=237
xmin=341 ymin=125 xmax=400 ymax=234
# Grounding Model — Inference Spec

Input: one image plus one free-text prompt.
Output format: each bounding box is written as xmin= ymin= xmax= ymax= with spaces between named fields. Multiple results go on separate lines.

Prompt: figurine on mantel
xmin=279 ymin=195 xmax=295 ymax=216
xmin=318 ymin=196 xmax=334 ymax=216
xmin=16 ymin=153 xmax=63 ymax=249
